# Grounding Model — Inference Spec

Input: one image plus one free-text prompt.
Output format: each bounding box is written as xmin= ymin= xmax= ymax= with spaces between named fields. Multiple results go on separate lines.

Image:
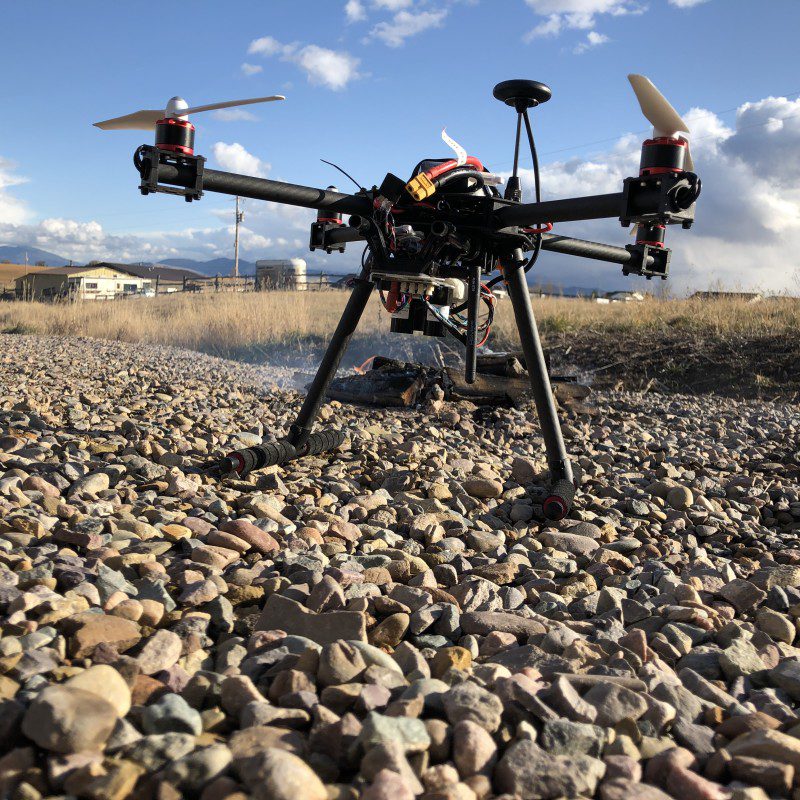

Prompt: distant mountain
xmin=0 ymin=245 xmax=68 ymax=267
xmin=159 ymin=257 xmax=256 ymax=276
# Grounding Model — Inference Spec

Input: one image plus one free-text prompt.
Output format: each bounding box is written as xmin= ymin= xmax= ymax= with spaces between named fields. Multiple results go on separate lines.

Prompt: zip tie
xmin=441 ymin=128 xmax=467 ymax=166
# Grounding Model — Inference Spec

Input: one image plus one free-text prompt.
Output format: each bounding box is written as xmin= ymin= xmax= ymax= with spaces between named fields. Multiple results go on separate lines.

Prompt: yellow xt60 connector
xmin=405 ymin=173 xmax=436 ymax=201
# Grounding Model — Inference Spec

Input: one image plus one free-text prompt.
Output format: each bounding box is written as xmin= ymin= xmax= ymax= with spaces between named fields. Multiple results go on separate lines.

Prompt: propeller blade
xmin=182 ymin=95 xmax=285 ymax=116
xmin=93 ymin=110 xmax=164 ymax=131
xmin=628 ymin=74 xmax=690 ymax=138
xmin=628 ymin=74 xmax=694 ymax=171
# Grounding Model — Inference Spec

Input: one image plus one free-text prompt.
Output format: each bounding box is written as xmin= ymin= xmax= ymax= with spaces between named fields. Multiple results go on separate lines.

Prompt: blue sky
xmin=2 ymin=0 xmax=800 ymax=291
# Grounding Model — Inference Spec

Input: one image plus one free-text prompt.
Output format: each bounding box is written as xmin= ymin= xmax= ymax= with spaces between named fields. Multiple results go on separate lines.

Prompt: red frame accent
xmin=157 ymin=144 xmax=195 ymax=155
xmin=643 ymin=136 xmax=688 ymax=148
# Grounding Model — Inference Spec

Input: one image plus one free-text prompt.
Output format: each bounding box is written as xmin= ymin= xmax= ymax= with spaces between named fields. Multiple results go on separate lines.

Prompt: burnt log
xmin=475 ymin=352 xmax=527 ymax=378
xmin=325 ymin=356 xmax=590 ymax=408
xmin=327 ymin=366 xmax=425 ymax=407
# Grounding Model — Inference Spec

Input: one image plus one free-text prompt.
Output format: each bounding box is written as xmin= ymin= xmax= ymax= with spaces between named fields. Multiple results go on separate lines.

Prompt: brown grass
xmin=1 ymin=291 xmax=798 ymax=397
xmin=2 ymin=291 xmax=797 ymax=349
xmin=0 ymin=292 xmax=391 ymax=355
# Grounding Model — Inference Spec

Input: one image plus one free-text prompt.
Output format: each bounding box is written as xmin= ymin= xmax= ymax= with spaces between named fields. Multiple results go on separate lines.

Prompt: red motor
xmin=635 ymin=223 xmax=666 ymax=249
xmin=639 ymin=136 xmax=688 ymax=176
xmin=155 ymin=117 xmax=195 ymax=156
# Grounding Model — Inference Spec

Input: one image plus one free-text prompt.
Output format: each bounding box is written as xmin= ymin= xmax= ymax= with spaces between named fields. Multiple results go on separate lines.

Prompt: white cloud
xmin=246 ymin=36 xmax=361 ymax=91
xmin=525 ymin=0 xmax=646 ymax=32
xmin=0 ymin=216 xmax=310 ymax=266
xmin=0 ymin=143 xmax=325 ymax=268
xmin=373 ymin=0 xmax=414 ymax=9
xmin=507 ymin=96 xmax=800 ymax=292
xmin=524 ymin=13 xmax=563 ymax=39
xmin=211 ymin=142 xmax=271 ymax=178
xmin=721 ymin=96 xmax=800 ymax=185
xmin=345 ymin=0 xmax=367 ymax=22
xmin=524 ymin=0 xmax=711 ymax=43
xmin=0 ymin=157 xmax=31 ymax=226
xmin=369 ymin=8 xmax=448 ymax=47
xmin=573 ymin=30 xmax=609 ymax=52
xmin=525 ymin=0 xmax=640 ymax=14
xmin=293 ymin=45 xmax=361 ymax=90
xmin=240 ymin=62 xmax=263 ymax=76
xmin=523 ymin=0 xmax=644 ymax=45
xmin=212 ymin=109 xmax=258 ymax=122
xmin=247 ymin=36 xmax=291 ymax=57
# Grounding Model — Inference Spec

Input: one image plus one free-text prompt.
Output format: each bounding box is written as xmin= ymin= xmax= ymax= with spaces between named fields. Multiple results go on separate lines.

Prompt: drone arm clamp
xmin=495 ymin=172 xmax=697 ymax=230
xmin=136 ymin=145 xmax=205 ymax=202
xmin=539 ymin=233 xmax=670 ymax=279
xmin=134 ymin=145 xmax=374 ymax=216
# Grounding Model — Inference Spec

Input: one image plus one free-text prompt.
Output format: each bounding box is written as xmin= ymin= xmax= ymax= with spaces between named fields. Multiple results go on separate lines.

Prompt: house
xmin=691 ymin=291 xmax=763 ymax=303
xmin=94 ymin=262 xmax=207 ymax=293
xmin=0 ymin=264 xmax=50 ymax=297
xmin=597 ymin=290 xmax=645 ymax=304
xmin=15 ymin=265 xmax=150 ymax=301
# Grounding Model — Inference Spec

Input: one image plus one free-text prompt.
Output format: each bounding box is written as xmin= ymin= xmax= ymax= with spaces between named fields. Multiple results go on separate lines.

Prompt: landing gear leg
xmin=503 ymin=256 xmax=576 ymax=520
xmin=211 ymin=269 xmax=373 ymax=477
xmin=287 ymin=270 xmax=374 ymax=449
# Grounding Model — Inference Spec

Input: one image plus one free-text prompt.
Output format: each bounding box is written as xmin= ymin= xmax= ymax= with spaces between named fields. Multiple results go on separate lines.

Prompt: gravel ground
xmin=1 ymin=333 xmax=799 ymax=800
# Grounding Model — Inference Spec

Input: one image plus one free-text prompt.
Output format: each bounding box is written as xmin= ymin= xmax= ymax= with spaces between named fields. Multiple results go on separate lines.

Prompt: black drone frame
xmin=131 ymin=79 xmax=700 ymax=520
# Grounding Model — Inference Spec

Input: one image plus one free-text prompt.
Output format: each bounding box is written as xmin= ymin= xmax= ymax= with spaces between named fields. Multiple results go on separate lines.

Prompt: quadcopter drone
xmin=95 ymin=76 xmax=701 ymax=521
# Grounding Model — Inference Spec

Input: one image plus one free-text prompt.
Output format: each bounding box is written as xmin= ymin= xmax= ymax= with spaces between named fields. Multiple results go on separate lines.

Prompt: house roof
xmin=108 ymin=263 xmax=207 ymax=282
xmin=13 ymin=261 xmax=211 ymax=285
xmin=17 ymin=265 xmax=99 ymax=276
xmin=13 ymin=265 xmax=150 ymax=282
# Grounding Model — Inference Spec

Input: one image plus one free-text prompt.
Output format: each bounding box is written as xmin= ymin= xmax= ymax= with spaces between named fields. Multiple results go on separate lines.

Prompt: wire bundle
xmin=427 ymin=282 xmax=495 ymax=346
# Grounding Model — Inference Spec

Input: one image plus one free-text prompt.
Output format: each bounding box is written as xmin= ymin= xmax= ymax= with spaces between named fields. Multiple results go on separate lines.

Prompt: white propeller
xmin=94 ymin=94 xmax=285 ymax=131
xmin=628 ymin=74 xmax=693 ymax=171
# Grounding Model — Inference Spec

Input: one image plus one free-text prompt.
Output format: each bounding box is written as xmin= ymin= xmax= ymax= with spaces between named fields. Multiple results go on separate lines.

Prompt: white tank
xmin=255 ymin=259 xmax=307 ymax=290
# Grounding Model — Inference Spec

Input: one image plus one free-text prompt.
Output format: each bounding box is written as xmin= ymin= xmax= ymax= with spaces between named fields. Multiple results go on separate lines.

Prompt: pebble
xmin=238 ymin=747 xmax=327 ymax=800
xmin=1 ymin=335 xmax=799 ymax=799
xmin=64 ymin=664 xmax=131 ymax=717
xmin=136 ymin=629 xmax=183 ymax=674
xmin=21 ymin=685 xmax=118 ymax=753
xmin=142 ymin=693 xmax=203 ymax=736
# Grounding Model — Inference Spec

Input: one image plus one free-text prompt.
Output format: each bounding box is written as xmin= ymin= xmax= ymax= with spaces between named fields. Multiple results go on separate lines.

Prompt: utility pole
xmin=233 ymin=196 xmax=244 ymax=279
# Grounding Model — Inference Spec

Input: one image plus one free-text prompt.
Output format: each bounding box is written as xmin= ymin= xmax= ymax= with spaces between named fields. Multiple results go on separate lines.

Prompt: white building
xmin=15 ymin=265 xmax=150 ymax=301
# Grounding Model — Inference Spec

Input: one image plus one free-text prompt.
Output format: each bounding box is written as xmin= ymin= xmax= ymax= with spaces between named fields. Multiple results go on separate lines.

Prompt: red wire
xmin=522 ymin=223 xmax=553 ymax=234
xmin=426 ymin=156 xmax=485 ymax=180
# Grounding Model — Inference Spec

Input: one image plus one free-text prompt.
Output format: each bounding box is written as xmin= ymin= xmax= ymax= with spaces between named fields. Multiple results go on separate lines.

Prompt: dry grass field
xmin=1 ymin=291 xmax=798 ymax=397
